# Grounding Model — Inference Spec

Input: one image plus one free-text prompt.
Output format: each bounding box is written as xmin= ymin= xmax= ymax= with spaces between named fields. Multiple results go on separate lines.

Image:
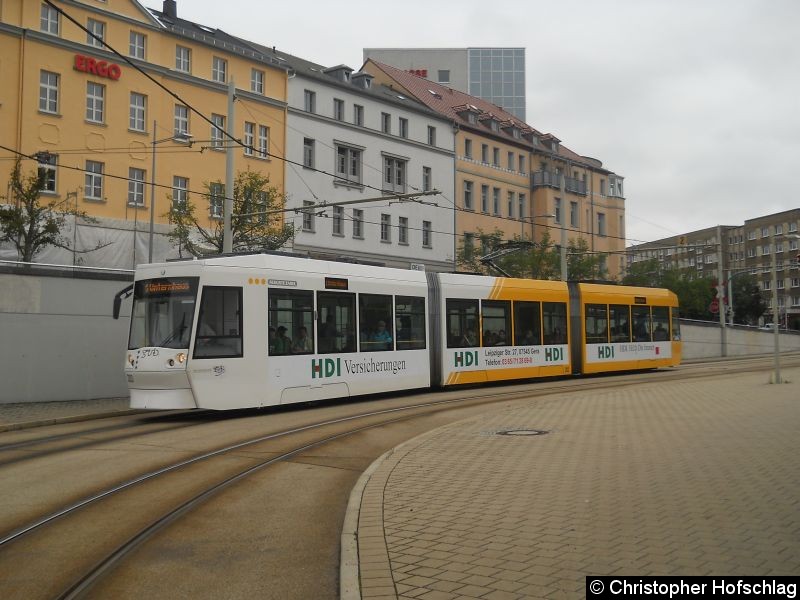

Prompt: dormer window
xmin=467 ymin=113 xmax=477 ymax=124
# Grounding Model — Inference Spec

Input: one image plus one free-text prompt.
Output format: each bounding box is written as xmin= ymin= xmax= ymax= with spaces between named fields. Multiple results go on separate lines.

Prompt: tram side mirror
xmin=113 ymin=284 xmax=134 ymax=320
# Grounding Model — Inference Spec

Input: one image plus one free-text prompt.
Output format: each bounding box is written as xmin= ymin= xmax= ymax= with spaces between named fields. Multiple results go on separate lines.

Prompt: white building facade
xmin=282 ymin=60 xmax=456 ymax=272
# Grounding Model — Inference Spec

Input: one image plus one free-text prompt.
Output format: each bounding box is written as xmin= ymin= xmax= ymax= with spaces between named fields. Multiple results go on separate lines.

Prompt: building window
xmin=39 ymin=70 xmax=59 ymax=114
xmin=36 ymin=154 xmax=57 ymax=194
xmin=304 ymin=90 xmax=316 ymax=113
xmin=519 ymin=155 xmax=526 ymax=174
xmin=84 ymin=161 xmax=103 ymax=200
xmin=258 ymin=125 xmax=269 ymax=159
xmin=492 ymin=147 xmax=500 ymax=166
xmin=381 ymin=214 xmax=391 ymax=243
xmin=302 ymin=200 xmax=315 ymax=232
xmin=128 ymin=168 xmax=145 ymax=206
xmin=212 ymin=56 xmax=227 ymax=83
xmin=492 ymin=188 xmax=501 ymax=215
xmin=303 ymin=138 xmax=315 ymax=168
xmin=40 ymin=3 xmax=59 ymax=35
xmin=175 ymin=45 xmax=191 ymax=73
xmin=464 ymin=138 xmax=472 ymax=159
xmin=333 ymin=98 xmax=345 ymax=121
xmin=381 ymin=112 xmax=391 ymax=134
xmin=399 ymin=117 xmax=409 ymax=138
xmin=776 ymin=224 xmax=784 ymax=235
xmin=129 ymin=93 xmax=146 ymax=132
xmin=86 ymin=82 xmax=105 ymax=123
xmin=508 ymin=152 xmax=515 ymax=170
xmin=211 ymin=114 xmax=225 ymax=149
xmin=174 ymin=104 xmax=189 ymax=136
xmin=422 ymin=221 xmax=432 ymax=248
xmin=336 ymin=145 xmax=362 ymax=184
xmin=87 ymin=19 xmax=105 ymax=47
xmin=209 ymin=183 xmax=224 ymax=219
xmin=399 ymin=217 xmax=409 ymax=245
xmin=554 ymin=198 xmax=562 ymax=225
xmin=251 ymin=69 xmax=264 ymax=94
xmin=353 ymin=209 xmax=364 ymax=239
xmin=243 ymin=122 xmax=255 ymax=156
xmin=383 ymin=156 xmax=406 ymax=193
xmin=507 ymin=191 xmax=515 ymax=219
xmin=427 ymin=126 xmax=436 ymax=146
xmin=570 ymin=201 xmax=578 ymax=228
xmin=129 ymin=31 xmax=146 ymax=59
xmin=353 ymin=104 xmax=364 ymax=126
xmin=481 ymin=144 xmax=489 ymax=163
xmin=598 ymin=212 xmax=607 ymax=237
xmin=481 ymin=185 xmax=489 ymax=213
xmin=518 ymin=193 xmax=526 ymax=221
xmin=422 ymin=166 xmax=432 ymax=192
xmin=172 ymin=176 xmax=189 ymax=209
xmin=333 ymin=205 xmax=344 ymax=236
xmin=463 ymin=180 xmax=474 ymax=210
xmin=600 ymin=179 xmax=606 ymax=196
xmin=437 ymin=69 xmax=450 ymax=83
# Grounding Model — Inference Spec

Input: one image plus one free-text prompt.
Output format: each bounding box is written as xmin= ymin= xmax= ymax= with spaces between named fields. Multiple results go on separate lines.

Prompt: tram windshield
xmin=129 ymin=277 xmax=199 ymax=350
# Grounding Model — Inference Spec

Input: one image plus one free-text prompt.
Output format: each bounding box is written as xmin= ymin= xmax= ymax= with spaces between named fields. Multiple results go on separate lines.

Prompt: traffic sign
xmin=709 ymin=298 xmax=719 ymax=314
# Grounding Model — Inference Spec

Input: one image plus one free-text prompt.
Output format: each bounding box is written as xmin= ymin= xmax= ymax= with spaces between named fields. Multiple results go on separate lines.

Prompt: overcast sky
xmin=149 ymin=0 xmax=800 ymax=245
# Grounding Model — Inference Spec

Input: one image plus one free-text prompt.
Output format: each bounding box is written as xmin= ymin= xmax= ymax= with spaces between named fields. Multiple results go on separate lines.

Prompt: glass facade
xmin=468 ymin=48 xmax=525 ymax=121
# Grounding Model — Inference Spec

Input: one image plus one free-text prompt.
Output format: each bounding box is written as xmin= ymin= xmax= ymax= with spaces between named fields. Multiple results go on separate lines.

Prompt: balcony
xmin=531 ymin=171 xmax=587 ymax=195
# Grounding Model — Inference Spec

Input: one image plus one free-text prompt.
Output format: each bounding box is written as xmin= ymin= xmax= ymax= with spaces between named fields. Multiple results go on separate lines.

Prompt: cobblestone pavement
xmin=349 ymin=367 xmax=800 ymax=600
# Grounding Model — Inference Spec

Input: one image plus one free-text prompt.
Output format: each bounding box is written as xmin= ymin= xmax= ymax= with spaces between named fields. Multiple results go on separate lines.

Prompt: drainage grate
xmin=495 ymin=429 xmax=550 ymax=437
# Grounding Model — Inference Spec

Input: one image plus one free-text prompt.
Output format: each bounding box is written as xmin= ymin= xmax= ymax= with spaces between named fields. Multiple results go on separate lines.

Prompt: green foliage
xmin=0 ymin=157 xmax=102 ymax=263
xmin=455 ymin=228 xmax=606 ymax=280
xmin=729 ymin=274 xmax=767 ymax=325
xmin=166 ymin=169 xmax=295 ymax=256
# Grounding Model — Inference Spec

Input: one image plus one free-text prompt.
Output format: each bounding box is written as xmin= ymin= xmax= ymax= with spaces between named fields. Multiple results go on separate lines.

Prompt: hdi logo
xmin=312 ymin=358 xmax=341 ymax=379
xmin=545 ymin=347 xmax=564 ymax=362
xmin=598 ymin=345 xmax=615 ymax=359
xmin=454 ymin=351 xmax=479 ymax=368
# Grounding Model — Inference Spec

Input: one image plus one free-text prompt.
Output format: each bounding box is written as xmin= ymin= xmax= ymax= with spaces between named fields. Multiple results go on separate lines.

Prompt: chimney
xmin=163 ymin=0 xmax=177 ymax=20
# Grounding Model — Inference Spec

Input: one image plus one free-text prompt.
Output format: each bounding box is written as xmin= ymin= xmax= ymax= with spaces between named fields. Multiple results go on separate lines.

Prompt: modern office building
xmin=362 ymin=48 xmax=526 ymax=121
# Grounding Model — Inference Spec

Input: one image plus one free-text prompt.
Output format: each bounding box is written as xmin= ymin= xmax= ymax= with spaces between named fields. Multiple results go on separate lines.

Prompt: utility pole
xmin=559 ymin=175 xmax=567 ymax=281
xmin=716 ymin=225 xmax=727 ymax=356
xmin=223 ymin=78 xmax=235 ymax=254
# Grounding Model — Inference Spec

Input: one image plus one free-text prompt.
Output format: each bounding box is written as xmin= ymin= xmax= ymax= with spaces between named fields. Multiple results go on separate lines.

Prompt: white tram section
xmin=584 ymin=341 xmax=672 ymax=364
xmin=126 ymin=255 xmax=431 ymax=410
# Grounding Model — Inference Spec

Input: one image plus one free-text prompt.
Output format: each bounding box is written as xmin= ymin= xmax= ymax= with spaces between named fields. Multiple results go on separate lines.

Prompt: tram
xmin=115 ymin=254 xmax=681 ymax=410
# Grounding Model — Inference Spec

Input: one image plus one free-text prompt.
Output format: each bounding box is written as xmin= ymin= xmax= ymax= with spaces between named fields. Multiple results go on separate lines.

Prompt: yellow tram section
xmin=578 ymin=283 xmax=681 ymax=374
xmin=444 ymin=278 xmax=571 ymax=386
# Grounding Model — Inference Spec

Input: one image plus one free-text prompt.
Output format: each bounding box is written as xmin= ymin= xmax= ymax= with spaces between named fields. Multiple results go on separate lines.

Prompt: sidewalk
xmin=0 ymin=398 xmax=134 ymax=432
xmin=343 ymin=367 xmax=800 ymax=600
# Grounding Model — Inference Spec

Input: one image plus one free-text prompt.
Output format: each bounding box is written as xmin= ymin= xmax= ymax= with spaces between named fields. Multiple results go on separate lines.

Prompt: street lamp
xmin=769 ymin=231 xmax=800 ymax=384
xmin=148 ymin=120 xmax=192 ymax=263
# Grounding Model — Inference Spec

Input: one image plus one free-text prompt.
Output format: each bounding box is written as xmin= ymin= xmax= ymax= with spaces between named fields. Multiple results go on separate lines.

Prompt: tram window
xmin=542 ymin=302 xmax=567 ymax=345
xmin=671 ymin=308 xmax=681 ymax=341
xmin=513 ymin=301 xmax=541 ymax=346
xmin=609 ymin=304 xmax=631 ymax=343
xmin=317 ymin=291 xmax=356 ymax=354
xmin=481 ymin=300 xmax=511 ymax=346
xmin=632 ymin=305 xmax=652 ymax=342
xmin=194 ymin=286 xmax=243 ymax=358
xmin=396 ymin=296 xmax=426 ymax=350
xmin=129 ymin=277 xmax=198 ymax=350
xmin=269 ymin=289 xmax=314 ymax=355
xmin=446 ymin=299 xmax=479 ymax=348
xmin=652 ymin=306 xmax=670 ymax=341
xmin=360 ymin=294 xmax=394 ymax=352
xmin=585 ymin=304 xmax=609 ymax=344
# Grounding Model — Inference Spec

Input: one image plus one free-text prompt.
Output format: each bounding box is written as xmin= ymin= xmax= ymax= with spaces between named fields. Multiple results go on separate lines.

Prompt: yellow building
xmin=363 ymin=59 xmax=627 ymax=279
xmin=0 ymin=0 xmax=288 ymax=267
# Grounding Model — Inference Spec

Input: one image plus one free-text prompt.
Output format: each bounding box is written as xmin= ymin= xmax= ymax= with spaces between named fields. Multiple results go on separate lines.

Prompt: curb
xmin=0 ymin=409 xmax=146 ymax=433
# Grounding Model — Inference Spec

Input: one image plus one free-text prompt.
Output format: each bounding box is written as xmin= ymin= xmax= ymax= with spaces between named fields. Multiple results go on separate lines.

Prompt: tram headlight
xmin=176 ymin=353 xmax=186 ymax=364
xmin=127 ymin=354 xmax=135 ymax=366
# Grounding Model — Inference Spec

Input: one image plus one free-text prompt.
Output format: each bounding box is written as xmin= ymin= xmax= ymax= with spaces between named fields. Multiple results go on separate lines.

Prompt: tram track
xmin=0 ymin=356 xmax=796 ymax=598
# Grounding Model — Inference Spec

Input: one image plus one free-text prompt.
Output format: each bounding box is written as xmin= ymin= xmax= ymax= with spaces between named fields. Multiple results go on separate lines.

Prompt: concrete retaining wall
xmin=680 ymin=320 xmax=800 ymax=360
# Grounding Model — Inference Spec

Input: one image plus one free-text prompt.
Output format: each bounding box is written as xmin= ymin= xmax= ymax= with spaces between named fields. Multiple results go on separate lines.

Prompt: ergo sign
xmin=74 ymin=54 xmax=122 ymax=81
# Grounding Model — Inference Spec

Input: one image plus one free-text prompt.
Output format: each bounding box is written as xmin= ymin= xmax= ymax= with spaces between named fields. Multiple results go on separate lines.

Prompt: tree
xmin=566 ymin=237 xmax=607 ymax=281
xmin=0 ymin=157 xmax=105 ymax=263
xmin=621 ymin=258 xmax=662 ymax=287
xmin=166 ymin=169 xmax=295 ymax=256
xmin=729 ymin=274 xmax=767 ymax=325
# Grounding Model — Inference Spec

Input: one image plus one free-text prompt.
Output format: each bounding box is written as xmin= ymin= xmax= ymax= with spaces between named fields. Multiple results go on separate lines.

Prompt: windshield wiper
xmin=159 ymin=313 xmax=188 ymax=347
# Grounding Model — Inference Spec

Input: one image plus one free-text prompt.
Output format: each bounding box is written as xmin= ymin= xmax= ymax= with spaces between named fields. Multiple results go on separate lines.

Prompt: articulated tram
xmin=116 ymin=254 xmax=681 ymax=410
